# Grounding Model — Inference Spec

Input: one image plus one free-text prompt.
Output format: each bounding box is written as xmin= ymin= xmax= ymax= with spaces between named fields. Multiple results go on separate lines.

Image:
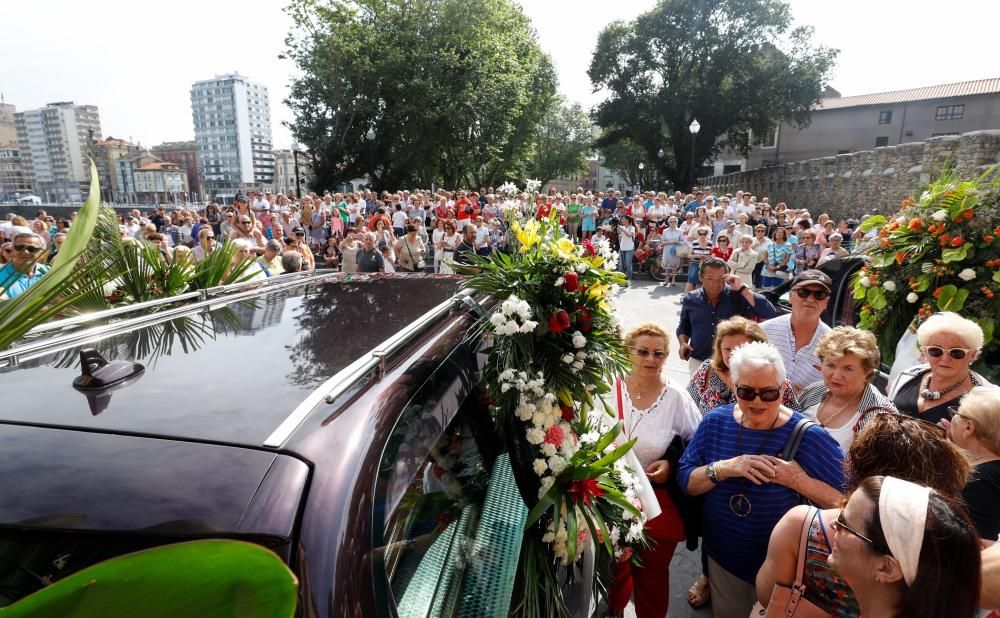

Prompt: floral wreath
xmin=456 ymin=198 xmax=650 ymax=616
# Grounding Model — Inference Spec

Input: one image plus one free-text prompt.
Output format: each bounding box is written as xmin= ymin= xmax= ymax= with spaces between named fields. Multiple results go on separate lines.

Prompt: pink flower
xmin=544 ymin=424 xmax=566 ymax=447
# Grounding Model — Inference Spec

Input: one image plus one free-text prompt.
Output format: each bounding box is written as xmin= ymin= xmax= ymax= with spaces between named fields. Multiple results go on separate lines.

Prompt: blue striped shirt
xmin=677 ymin=404 xmax=845 ymax=583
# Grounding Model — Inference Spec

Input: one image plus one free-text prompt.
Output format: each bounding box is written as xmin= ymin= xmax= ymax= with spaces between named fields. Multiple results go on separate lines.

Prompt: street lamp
xmin=637 ymin=162 xmax=644 ymax=194
xmin=291 ymin=142 xmax=302 ymax=199
xmin=657 ymin=147 xmax=664 ymax=159
xmin=688 ymin=119 xmax=700 ymax=191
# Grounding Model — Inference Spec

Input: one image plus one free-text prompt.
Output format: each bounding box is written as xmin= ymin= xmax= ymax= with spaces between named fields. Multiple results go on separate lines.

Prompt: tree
xmin=283 ymin=0 xmax=557 ymax=191
xmin=588 ymin=0 xmax=838 ymax=190
xmin=526 ymin=99 xmax=594 ymax=188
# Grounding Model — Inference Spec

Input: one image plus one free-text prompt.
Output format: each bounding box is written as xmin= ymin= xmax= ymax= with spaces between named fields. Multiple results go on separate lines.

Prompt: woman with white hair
xmin=818 ymin=232 xmax=848 ymax=265
xmin=678 ymin=341 xmax=845 ymax=618
xmin=947 ymin=385 xmax=1000 ymax=541
xmin=888 ymin=312 xmax=992 ymax=424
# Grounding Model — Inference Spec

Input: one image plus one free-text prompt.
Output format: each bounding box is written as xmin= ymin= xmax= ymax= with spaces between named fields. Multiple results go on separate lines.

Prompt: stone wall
xmin=699 ymin=130 xmax=1000 ymax=221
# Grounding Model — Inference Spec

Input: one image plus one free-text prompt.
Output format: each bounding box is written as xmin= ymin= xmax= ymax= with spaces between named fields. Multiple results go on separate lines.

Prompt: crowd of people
xmin=611 ymin=259 xmax=1000 ymax=618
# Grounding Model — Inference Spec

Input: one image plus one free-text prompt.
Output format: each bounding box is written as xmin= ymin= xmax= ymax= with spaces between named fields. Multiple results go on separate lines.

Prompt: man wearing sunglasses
xmin=761 ymin=270 xmax=833 ymax=394
xmin=0 ymin=233 xmax=49 ymax=301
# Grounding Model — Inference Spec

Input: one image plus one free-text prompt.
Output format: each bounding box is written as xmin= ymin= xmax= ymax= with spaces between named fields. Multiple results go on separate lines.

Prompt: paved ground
xmin=613 ymin=276 xmax=713 ymax=618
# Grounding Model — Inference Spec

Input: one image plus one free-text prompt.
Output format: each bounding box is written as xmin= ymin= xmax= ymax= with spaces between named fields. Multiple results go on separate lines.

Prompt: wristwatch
xmin=737 ymin=284 xmax=748 ymax=294
xmin=706 ymin=462 xmax=720 ymax=484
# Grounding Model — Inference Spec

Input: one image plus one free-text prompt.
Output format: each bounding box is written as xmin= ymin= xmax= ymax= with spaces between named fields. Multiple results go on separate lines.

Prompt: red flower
xmin=933 ymin=287 xmax=943 ymax=298
xmin=908 ymin=218 xmax=923 ymax=231
xmin=581 ymin=240 xmax=597 ymax=257
xmin=985 ymin=235 xmax=995 ymax=244
xmin=548 ymin=310 xmax=571 ymax=333
xmin=951 ymin=236 xmax=964 ymax=247
xmin=561 ymin=405 xmax=575 ymax=422
xmin=964 ymin=210 xmax=975 ymax=220
xmin=567 ymin=477 xmax=605 ymax=506
xmin=544 ymin=424 xmax=566 ymax=447
xmin=563 ymin=271 xmax=579 ymax=292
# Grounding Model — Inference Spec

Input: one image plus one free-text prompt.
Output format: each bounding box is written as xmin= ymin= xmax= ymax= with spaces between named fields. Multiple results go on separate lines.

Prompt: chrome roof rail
xmin=1 ymin=272 xmax=343 ymax=366
xmin=262 ymin=288 xmax=478 ymax=448
xmin=25 ymin=271 xmax=327 ymax=336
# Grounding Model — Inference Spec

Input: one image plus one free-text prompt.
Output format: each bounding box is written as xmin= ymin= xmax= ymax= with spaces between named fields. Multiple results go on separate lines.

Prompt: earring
xmin=873 ymin=575 xmax=880 ymax=584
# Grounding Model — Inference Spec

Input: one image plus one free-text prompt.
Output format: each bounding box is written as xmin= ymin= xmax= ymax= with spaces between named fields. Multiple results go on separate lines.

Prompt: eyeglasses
xmin=794 ymin=288 xmax=830 ymax=301
xmin=698 ymin=231 xmax=708 ymax=236
xmin=13 ymin=244 xmax=43 ymax=254
xmin=831 ymin=512 xmax=890 ymax=554
xmin=718 ymin=239 xmax=729 ymax=243
xmin=632 ymin=348 xmax=667 ymax=359
xmin=1 ymin=247 xmax=12 ymax=253
xmin=735 ymin=385 xmax=782 ymax=402
xmin=923 ymin=346 xmax=972 ymax=360
xmin=238 ymin=220 xmax=252 ymax=225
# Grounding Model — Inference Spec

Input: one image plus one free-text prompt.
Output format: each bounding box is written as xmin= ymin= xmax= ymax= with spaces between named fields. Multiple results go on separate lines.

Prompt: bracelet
xmin=738 ymin=284 xmax=748 ymax=294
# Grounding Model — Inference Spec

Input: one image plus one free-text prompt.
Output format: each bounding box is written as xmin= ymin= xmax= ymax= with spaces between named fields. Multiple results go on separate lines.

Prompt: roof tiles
xmin=818 ymin=78 xmax=1000 ymax=110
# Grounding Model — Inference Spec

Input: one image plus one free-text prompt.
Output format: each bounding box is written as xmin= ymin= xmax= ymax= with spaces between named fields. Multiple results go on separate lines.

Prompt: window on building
xmin=931 ymin=132 xmax=960 ymax=137
xmin=935 ymin=105 xmax=964 ymax=120
xmin=837 ymin=149 xmax=851 ymax=155
xmin=875 ymin=137 xmax=889 ymax=148
xmin=723 ymin=164 xmax=742 ymax=174
xmin=878 ymin=111 xmax=892 ymax=124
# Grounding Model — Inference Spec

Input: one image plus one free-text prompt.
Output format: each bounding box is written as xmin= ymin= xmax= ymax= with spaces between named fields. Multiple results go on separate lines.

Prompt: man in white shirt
xmin=252 ymin=192 xmax=271 ymax=212
xmin=760 ymin=270 xmax=832 ymax=394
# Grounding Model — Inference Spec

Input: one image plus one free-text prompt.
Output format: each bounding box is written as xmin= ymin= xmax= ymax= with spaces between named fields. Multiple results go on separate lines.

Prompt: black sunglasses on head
xmin=794 ymin=288 xmax=830 ymax=301
xmin=923 ymin=346 xmax=972 ymax=360
xmin=735 ymin=385 xmax=782 ymax=402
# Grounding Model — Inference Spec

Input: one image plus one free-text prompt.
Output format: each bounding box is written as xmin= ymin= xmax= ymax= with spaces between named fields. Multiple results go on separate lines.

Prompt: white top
xmin=392 ymin=210 xmax=408 ymax=228
xmin=615 ymin=380 xmax=701 ymax=469
xmin=618 ymin=225 xmax=636 ymax=251
xmin=803 ymin=402 xmax=860 ymax=453
xmin=761 ymin=314 xmax=830 ymax=389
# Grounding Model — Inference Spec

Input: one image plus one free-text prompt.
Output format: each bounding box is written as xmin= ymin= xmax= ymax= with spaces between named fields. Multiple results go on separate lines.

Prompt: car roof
xmin=0 ymin=276 xmax=464 ymax=448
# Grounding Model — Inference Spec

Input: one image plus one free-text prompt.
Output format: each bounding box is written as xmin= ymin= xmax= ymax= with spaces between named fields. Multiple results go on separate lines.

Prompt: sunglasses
xmin=923 ymin=346 xmax=972 ymax=360
xmin=698 ymin=231 xmax=709 ymax=236
xmin=735 ymin=385 xmax=782 ymax=402
xmin=794 ymin=288 xmax=830 ymax=301
xmin=831 ymin=512 xmax=890 ymax=554
xmin=632 ymin=348 xmax=667 ymax=359
xmin=13 ymin=244 xmax=43 ymax=254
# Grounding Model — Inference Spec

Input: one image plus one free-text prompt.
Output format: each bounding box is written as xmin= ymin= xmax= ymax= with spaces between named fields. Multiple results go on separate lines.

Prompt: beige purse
xmin=750 ymin=507 xmax=833 ymax=618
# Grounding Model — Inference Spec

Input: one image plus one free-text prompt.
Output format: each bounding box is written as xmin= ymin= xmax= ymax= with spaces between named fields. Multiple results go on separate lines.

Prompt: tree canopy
xmin=526 ymin=99 xmax=594 ymax=188
xmin=588 ymin=0 xmax=838 ymax=189
xmin=283 ymin=0 xmax=557 ymax=191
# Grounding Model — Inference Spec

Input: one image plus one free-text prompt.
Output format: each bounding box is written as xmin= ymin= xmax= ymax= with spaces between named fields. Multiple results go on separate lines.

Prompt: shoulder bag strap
xmin=615 ymin=378 xmax=625 ymax=423
xmin=852 ymin=405 xmax=895 ymax=433
xmin=792 ymin=507 xmax=817 ymax=587
xmin=780 ymin=419 xmax=817 ymax=461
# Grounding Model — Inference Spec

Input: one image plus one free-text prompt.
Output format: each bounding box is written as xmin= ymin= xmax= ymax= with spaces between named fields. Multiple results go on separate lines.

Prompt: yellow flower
xmin=586 ymin=255 xmax=605 ymax=269
xmin=554 ymin=238 xmax=576 ymax=259
xmin=587 ymin=282 xmax=610 ymax=300
xmin=514 ymin=219 xmax=541 ymax=253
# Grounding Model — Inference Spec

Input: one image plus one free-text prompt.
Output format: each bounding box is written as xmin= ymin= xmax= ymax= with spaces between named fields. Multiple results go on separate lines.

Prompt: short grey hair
xmin=730 ymin=341 xmax=787 ymax=385
xmin=13 ymin=232 xmax=43 ymax=245
xmin=232 ymin=238 xmax=255 ymax=252
xmin=265 ymin=239 xmax=282 ymax=253
xmin=281 ymin=251 xmax=303 ymax=273
xmin=917 ymin=311 xmax=984 ymax=352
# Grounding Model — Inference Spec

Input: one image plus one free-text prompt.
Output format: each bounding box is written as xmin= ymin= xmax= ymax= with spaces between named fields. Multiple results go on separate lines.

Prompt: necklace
xmin=920 ymin=373 xmax=967 ymax=401
xmin=817 ymin=392 xmax=861 ymax=428
xmin=730 ymin=409 xmax=782 ymax=517
xmin=628 ymin=376 xmax=663 ymax=402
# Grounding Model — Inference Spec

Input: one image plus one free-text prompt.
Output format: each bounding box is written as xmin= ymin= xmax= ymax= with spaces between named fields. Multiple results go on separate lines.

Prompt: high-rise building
xmin=94 ymin=137 xmax=142 ymax=203
xmin=14 ymin=101 xmax=102 ymax=202
xmin=0 ymin=143 xmax=32 ymax=200
xmin=190 ymin=74 xmax=273 ymax=201
xmin=0 ymin=101 xmax=18 ymax=146
xmin=151 ymin=141 xmax=201 ymax=202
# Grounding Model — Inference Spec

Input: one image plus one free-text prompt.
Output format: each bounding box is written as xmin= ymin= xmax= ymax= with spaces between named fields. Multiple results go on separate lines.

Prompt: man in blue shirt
xmin=0 ymin=233 xmax=50 ymax=300
xmin=676 ymin=257 xmax=776 ymax=374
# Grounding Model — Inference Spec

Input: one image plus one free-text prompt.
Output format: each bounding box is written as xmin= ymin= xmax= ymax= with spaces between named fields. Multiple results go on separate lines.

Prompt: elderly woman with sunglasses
xmin=607 ymin=322 xmax=701 ymax=618
xmin=756 ymin=413 xmax=971 ymax=618
xmin=678 ymin=341 xmax=844 ymax=618
xmin=947 ymin=386 xmax=1000 ymax=542
xmin=888 ymin=312 xmax=992 ymax=424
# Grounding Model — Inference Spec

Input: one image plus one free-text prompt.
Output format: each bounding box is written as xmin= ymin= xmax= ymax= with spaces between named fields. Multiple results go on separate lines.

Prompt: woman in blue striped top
xmin=678 ymin=341 xmax=845 ymax=618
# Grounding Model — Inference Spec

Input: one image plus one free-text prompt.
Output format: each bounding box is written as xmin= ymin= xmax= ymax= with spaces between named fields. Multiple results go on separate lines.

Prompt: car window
xmin=376 ymin=397 xmax=493 ymax=618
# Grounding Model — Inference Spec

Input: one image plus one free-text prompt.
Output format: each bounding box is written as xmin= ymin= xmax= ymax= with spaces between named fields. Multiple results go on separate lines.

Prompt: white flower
xmin=524 ymin=178 xmax=541 ymax=193
xmin=859 ymin=276 xmax=872 ymax=288
xmin=931 ymin=209 xmax=948 ymax=222
xmin=572 ymin=360 xmax=585 ymax=370
xmin=526 ymin=428 xmax=545 ymax=444
xmin=562 ymin=353 xmax=575 ymax=364
xmin=572 ymin=331 xmax=587 ymax=349
xmin=907 ymin=292 xmax=919 ymax=303
xmin=575 ymin=262 xmax=587 ymax=273
xmin=547 ymin=455 xmax=567 ymax=475
xmin=519 ymin=320 xmax=538 ymax=334
xmin=542 ymin=531 xmax=555 ymax=543
xmin=489 ymin=312 xmax=506 ymax=327
xmin=541 ymin=443 xmax=557 ymax=457
xmin=921 ymin=262 xmax=934 ymax=274
xmin=896 ymin=215 xmax=908 ymax=225
xmin=959 ymin=268 xmax=977 ymax=281
xmin=554 ymin=277 xmax=565 ymax=287
xmin=533 ymin=459 xmax=548 ymax=476
xmin=580 ymin=431 xmax=600 ymax=445
xmin=883 ymin=280 xmax=897 ymax=292
xmin=501 ymin=383 xmax=511 ymax=393
xmin=626 ymin=521 xmax=645 ymax=543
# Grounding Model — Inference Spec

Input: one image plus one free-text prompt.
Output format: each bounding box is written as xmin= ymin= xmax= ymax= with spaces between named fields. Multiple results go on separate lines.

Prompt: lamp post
xmin=688 ymin=118 xmax=700 ymax=191
xmin=637 ymin=162 xmax=644 ymax=194
xmin=291 ymin=142 xmax=302 ymax=199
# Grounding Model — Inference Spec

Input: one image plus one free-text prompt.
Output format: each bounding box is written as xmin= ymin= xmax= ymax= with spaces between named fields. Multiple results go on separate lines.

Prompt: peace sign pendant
xmin=730 ymin=493 xmax=752 ymax=517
